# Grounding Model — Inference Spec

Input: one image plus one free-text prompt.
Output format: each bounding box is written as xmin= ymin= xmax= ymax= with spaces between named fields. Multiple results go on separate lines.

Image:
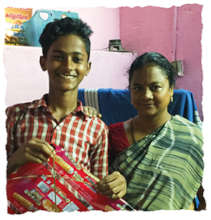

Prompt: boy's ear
xmin=40 ymin=56 xmax=47 ymax=71
xmin=85 ymin=62 xmax=91 ymax=76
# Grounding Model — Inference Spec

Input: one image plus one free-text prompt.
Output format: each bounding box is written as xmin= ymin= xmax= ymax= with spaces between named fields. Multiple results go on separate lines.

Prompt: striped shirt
xmin=6 ymin=94 xmax=108 ymax=179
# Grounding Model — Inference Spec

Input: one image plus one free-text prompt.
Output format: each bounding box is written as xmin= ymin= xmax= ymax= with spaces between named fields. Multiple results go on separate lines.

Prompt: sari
xmin=109 ymin=115 xmax=203 ymax=210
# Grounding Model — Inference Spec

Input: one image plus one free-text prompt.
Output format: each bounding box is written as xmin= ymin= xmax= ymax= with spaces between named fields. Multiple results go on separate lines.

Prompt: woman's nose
xmin=144 ymin=88 xmax=153 ymax=99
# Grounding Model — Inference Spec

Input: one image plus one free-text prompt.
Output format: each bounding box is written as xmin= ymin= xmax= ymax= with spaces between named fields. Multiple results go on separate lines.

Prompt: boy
xmin=6 ymin=17 xmax=107 ymax=180
xmin=6 ymin=17 xmax=126 ymax=200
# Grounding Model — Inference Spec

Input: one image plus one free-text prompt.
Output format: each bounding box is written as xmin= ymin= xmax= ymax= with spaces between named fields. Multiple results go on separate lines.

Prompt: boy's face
xmin=40 ymin=34 xmax=91 ymax=93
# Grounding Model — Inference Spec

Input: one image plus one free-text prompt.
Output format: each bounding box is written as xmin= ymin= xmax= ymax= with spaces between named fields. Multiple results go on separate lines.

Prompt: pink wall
xmin=74 ymin=7 xmax=120 ymax=50
xmin=120 ymin=5 xmax=203 ymax=118
xmin=4 ymin=46 xmax=136 ymax=106
xmin=120 ymin=6 xmax=176 ymax=59
xmin=175 ymin=5 xmax=203 ymax=119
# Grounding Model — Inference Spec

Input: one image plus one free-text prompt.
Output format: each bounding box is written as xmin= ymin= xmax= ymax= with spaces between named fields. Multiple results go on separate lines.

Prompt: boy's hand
xmin=95 ymin=171 xmax=127 ymax=199
xmin=83 ymin=106 xmax=102 ymax=118
xmin=21 ymin=138 xmax=55 ymax=164
xmin=7 ymin=138 xmax=55 ymax=175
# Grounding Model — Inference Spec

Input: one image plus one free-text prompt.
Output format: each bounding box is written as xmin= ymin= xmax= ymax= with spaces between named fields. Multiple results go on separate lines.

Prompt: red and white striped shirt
xmin=6 ymin=94 xmax=108 ymax=179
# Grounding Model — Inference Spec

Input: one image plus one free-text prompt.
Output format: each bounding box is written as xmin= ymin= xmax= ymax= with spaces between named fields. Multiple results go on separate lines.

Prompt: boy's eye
xmin=73 ymin=56 xmax=83 ymax=63
xmin=53 ymin=55 xmax=64 ymax=61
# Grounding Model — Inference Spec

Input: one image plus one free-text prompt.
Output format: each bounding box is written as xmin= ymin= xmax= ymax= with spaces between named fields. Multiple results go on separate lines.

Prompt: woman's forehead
xmin=132 ymin=65 xmax=168 ymax=82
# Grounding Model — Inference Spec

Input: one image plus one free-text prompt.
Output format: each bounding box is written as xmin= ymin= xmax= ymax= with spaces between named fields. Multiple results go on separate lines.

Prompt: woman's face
xmin=130 ymin=64 xmax=173 ymax=118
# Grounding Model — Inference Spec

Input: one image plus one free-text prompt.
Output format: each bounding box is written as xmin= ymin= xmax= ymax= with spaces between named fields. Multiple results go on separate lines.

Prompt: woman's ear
xmin=170 ymin=87 xmax=174 ymax=96
xmin=40 ymin=56 xmax=47 ymax=71
xmin=170 ymin=87 xmax=174 ymax=102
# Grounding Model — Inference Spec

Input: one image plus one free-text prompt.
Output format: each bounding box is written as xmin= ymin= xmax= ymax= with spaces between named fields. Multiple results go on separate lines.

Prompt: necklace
xmin=130 ymin=119 xmax=137 ymax=144
xmin=130 ymin=116 xmax=168 ymax=145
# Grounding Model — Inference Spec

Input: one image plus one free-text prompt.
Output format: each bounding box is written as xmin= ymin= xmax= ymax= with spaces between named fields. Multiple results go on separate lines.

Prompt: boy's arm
xmin=6 ymin=106 xmax=20 ymax=160
xmin=89 ymin=121 xmax=127 ymax=199
xmin=89 ymin=122 xmax=108 ymax=180
xmin=6 ymin=106 xmax=54 ymax=175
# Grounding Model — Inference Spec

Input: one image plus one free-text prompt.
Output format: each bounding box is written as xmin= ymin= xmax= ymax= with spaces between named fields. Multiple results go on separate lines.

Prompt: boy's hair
xmin=39 ymin=17 xmax=93 ymax=59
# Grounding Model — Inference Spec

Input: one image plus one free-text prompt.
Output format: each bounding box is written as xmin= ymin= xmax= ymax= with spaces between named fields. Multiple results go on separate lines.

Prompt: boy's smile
xmin=40 ymin=34 xmax=91 ymax=93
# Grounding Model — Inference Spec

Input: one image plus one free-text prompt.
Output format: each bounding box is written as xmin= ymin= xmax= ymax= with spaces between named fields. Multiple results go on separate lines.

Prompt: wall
xmin=120 ymin=6 xmax=176 ymax=59
xmin=119 ymin=4 xmax=203 ymax=118
xmin=5 ymin=5 xmax=203 ymax=118
xmin=74 ymin=7 xmax=120 ymax=50
xmin=4 ymin=46 xmax=135 ymax=106
xmin=32 ymin=7 xmax=120 ymax=50
xmin=175 ymin=5 xmax=203 ymax=119
xmin=5 ymin=7 xmax=131 ymax=106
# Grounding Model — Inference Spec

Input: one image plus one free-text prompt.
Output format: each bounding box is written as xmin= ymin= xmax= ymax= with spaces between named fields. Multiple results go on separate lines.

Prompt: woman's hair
xmin=128 ymin=52 xmax=177 ymax=88
xmin=39 ymin=17 xmax=93 ymax=59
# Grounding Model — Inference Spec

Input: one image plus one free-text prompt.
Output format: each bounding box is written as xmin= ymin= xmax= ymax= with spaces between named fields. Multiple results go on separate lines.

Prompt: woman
xmin=105 ymin=52 xmax=204 ymax=210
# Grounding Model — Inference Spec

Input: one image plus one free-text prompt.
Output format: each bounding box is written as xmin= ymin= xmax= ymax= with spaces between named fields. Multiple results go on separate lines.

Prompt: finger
xmin=103 ymin=171 xmax=121 ymax=182
xmin=96 ymin=178 xmax=120 ymax=193
xmin=98 ymin=189 xmax=122 ymax=200
xmin=27 ymin=139 xmax=55 ymax=157
xmin=83 ymin=107 xmax=92 ymax=116
xmin=103 ymin=172 xmax=125 ymax=186
xmin=38 ymin=143 xmax=55 ymax=156
xmin=25 ymin=145 xmax=49 ymax=162
xmin=84 ymin=106 xmax=99 ymax=117
xmin=103 ymin=184 xmax=126 ymax=199
xmin=103 ymin=183 xmax=124 ymax=195
xmin=96 ymin=181 xmax=119 ymax=195
xmin=88 ymin=107 xmax=94 ymax=116
xmin=30 ymin=138 xmax=54 ymax=151
xmin=83 ymin=107 xmax=88 ymax=115
xmin=114 ymin=189 xmax=126 ymax=199
xmin=24 ymin=151 xmax=44 ymax=164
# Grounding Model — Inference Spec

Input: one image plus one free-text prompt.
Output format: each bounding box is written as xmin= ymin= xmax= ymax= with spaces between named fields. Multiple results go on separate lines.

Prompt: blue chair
xmin=78 ymin=88 xmax=201 ymax=126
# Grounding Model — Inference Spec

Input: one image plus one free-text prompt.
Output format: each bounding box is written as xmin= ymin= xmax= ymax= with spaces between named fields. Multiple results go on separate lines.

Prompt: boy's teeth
xmin=60 ymin=74 xmax=76 ymax=79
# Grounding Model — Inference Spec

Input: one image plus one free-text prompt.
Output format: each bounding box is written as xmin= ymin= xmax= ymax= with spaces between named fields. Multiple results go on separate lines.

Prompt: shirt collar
xmin=27 ymin=94 xmax=86 ymax=116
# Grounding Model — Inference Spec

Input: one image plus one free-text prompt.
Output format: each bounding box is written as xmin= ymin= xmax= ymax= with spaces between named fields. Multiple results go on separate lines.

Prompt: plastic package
xmin=5 ymin=7 xmax=32 ymax=45
xmin=7 ymin=144 xmax=134 ymax=213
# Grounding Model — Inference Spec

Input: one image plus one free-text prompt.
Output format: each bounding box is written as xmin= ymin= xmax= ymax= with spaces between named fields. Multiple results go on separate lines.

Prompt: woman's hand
xmin=7 ymin=137 xmax=55 ymax=175
xmin=83 ymin=106 xmax=102 ymax=118
xmin=95 ymin=171 xmax=127 ymax=199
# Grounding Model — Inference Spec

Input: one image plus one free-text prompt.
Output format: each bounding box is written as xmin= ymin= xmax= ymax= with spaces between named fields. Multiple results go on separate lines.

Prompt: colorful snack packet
xmin=7 ymin=144 xmax=134 ymax=213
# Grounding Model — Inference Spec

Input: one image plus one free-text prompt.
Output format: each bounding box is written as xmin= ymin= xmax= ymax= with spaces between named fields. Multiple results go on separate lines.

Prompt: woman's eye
xmin=132 ymin=86 xmax=142 ymax=91
xmin=151 ymin=85 xmax=161 ymax=91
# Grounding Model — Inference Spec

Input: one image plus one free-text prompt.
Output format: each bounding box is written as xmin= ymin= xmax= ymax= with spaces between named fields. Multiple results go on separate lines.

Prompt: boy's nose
xmin=65 ymin=56 xmax=75 ymax=69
